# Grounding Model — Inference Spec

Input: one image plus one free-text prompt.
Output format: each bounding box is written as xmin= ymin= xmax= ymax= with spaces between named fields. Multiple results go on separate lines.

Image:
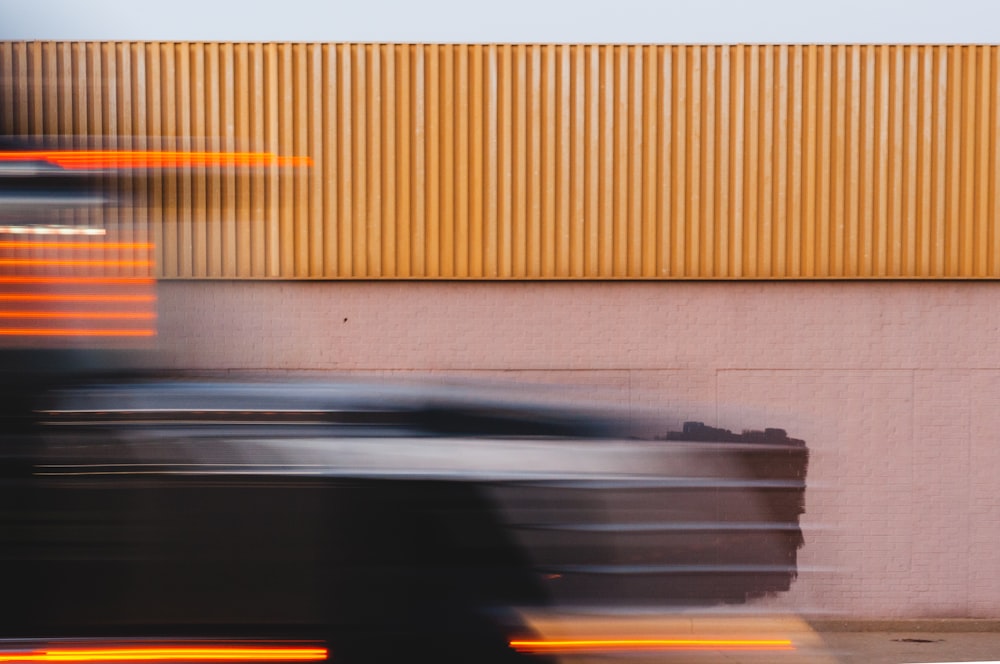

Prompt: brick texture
xmin=155 ymin=280 xmax=1000 ymax=618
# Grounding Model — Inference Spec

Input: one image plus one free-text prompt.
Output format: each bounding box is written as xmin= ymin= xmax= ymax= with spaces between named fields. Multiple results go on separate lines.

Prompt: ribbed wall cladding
xmin=2 ymin=43 xmax=999 ymax=279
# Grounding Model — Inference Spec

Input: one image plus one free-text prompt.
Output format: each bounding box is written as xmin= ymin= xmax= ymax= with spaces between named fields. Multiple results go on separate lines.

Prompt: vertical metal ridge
xmin=350 ymin=44 xmax=367 ymax=277
xmin=204 ymin=44 xmax=220 ymax=277
xmin=496 ymin=44 xmax=510 ymax=277
xmin=717 ymin=46 xmax=731 ymax=277
xmin=381 ymin=43 xmax=397 ymax=278
xmin=974 ymin=46 xmax=990 ymax=277
xmin=261 ymin=43 xmax=278 ymax=276
xmin=306 ymin=43 xmax=323 ymax=278
xmin=640 ymin=45 xmax=657 ymax=278
xmin=845 ymin=45 xmax=861 ymax=278
xmin=482 ymin=44 xmax=497 ymax=277
xmin=425 ymin=43 xmax=440 ymax=277
xmin=557 ymin=44 xmax=572 ymax=278
xmin=526 ymin=45 xmax=542 ymax=277
xmin=671 ymin=45 xmax=686 ymax=277
xmin=771 ymin=44 xmax=784 ymax=276
xmin=730 ymin=45 xmax=745 ymax=277
xmin=991 ymin=47 xmax=1000 ymax=277
xmin=219 ymin=43 xmax=236 ymax=278
xmin=656 ymin=45 xmax=669 ymax=277
xmin=830 ymin=44 xmax=845 ymax=278
xmin=688 ymin=45 xmax=702 ymax=277
xmin=919 ymin=45 xmax=934 ymax=277
xmin=745 ymin=45 xmax=760 ymax=277
xmin=782 ymin=46 xmax=804 ymax=276
xmin=962 ymin=45 xmax=980 ymax=277
xmin=541 ymin=44 xmax=556 ymax=277
xmin=440 ymin=44 xmax=456 ymax=278
xmin=394 ymin=44 xmax=409 ymax=277
xmin=292 ymin=43 xmax=309 ymax=278
xmin=758 ymin=45 xmax=773 ymax=277
xmin=521 ymin=45 xmax=533 ymax=275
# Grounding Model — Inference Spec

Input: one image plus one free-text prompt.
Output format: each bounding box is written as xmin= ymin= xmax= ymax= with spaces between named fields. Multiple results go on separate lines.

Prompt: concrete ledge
xmin=810 ymin=619 xmax=1000 ymax=633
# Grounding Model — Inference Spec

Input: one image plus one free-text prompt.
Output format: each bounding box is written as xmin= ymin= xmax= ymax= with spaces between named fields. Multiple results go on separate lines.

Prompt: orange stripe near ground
xmin=509 ymin=638 xmax=795 ymax=653
xmin=0 ymin=647 xmax=326 ymax=663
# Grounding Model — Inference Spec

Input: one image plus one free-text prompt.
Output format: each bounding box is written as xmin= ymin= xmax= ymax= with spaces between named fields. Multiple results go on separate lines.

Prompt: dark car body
xmin=0 ymin=374 xmax=808 ymax=663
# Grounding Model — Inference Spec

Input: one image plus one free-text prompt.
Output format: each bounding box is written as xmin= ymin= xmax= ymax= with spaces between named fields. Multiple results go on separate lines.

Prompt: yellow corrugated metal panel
xmin=3 ymin=42 xmax=1000 ymax=279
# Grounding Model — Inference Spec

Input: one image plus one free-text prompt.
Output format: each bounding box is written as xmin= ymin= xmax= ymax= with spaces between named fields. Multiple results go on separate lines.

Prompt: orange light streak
xmin=0 ymin=226 xmax=105 ymax=236
xmin=0 ymin=277 xmax=154 ymax=285
xmin=0 ymin=311 xmax=156 ymax=320
xmin=0 ymin=646 xmax=326 ymax=663
xmin=0 ymin=328 xmax=156 ymax=337
xmin=0 ymin=295 xmax=155 ymax=302
xmin=0 ymin=150 xmax=313 ymax=170
xmin=508 ymin=638 xmax=795 ymax=653
xmin=0 ymin=242 xmax=153 ymax=250
xmin=0 ymin=259 xmax=151 ymax=267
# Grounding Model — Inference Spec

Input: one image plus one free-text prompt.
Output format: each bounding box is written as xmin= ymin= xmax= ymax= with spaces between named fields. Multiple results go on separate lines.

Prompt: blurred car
xmin=0 ymin=372 xmax=810 ymax=663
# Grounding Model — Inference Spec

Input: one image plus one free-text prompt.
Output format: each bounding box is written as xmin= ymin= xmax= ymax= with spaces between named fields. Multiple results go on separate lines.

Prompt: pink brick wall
xmin=156 ymin=281 xmax=1000 ymax=619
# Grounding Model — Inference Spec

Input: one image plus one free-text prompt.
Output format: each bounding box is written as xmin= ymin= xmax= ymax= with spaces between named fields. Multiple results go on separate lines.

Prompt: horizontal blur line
xmin=39 ymin=409 xmax=408 ymax=425
xmin=0 ymin=195 xmax=103 ymax=208
xmin=44 ymin=409 xmax=379 ymax=415
xmin=0 ymin=311 xmax=156 ymax=320
xmin=38 ymin=463 xmax=330 ymax=468
xmin=509 ymin=638 xmax=794 ymax=653
xmin=0 ymin=328 xmax=156 ymax=337
xmin=515 ymin=478 xmax=807 ymax=490
xmin=523 ymin=521 xmax=803 ymax=533
xmin=0 ymin=277 xmax=154 ymax=285
xmin=0 ymin=646 xmax=327 ymax=662
xmin=29 ymin=467 xmax=816 ymax=486
xmin=0 ymin=259 xmax=152 ymax=267
xmin=0 ymin=226 xmax=105 ymax=236
xmin=0 ymin=150 xmax=313 ymax=170
xmin=0 ymin=242 xmax=153 ymax=250
xmin=33 ymin=470 xmax=324 ymax=477
xmin=0 ymin=295 xmax=155 ymax=302
xmin=32 ymin=469 xmax=713 ymax=481
xmin=549 ymin=563 xmax=800 ymax=575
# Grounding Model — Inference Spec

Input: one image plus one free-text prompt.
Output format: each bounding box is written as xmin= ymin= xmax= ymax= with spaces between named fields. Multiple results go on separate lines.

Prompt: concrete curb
xmin=810 ymin=619 xmax=1000 ymax=633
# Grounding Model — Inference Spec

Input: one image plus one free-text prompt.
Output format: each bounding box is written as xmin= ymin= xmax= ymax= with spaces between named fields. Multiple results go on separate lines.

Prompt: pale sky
xmin=0 ymin=0 xmax=998 ymax=43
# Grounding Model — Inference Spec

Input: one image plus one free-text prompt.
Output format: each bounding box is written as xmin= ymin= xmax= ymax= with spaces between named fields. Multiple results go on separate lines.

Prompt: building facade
xmin=3 ymin=41 xmax=1000 ymax=618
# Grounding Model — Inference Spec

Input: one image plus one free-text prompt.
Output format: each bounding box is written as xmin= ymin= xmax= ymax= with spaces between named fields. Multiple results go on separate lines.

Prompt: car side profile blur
xmin=0 ymin=370 xmax=810 ymax=663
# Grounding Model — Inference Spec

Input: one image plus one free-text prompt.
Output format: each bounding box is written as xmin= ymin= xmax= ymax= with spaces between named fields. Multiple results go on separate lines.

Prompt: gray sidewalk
xmin=817 ymin=631 xmax=1000 ymax=663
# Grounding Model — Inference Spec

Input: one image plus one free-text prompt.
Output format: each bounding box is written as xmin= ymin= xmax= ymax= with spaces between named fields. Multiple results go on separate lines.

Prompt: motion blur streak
xmin=0 ymin=312 xmax=156 ymax=319
xmin=0 ymin=295 xmax=155 ymax=302
xmin=0 ymin=151 xmax=313 ymax=170
xmin=0 ymin=646 xmax=327 ymax=662
xmin=0 ymin=328 xmax=156 ymax=336
xmin=508 ymin=638 xmax=795 ymax=653
xmin=0 ymin=242 xmax=153 ymax=251
xmin=0 ymin=227 xmax=106 ymax=236
xmin=0 ymin=278 xmax=153 ymax=285
xmin=0 ymin=259 xmax=152 ymax=267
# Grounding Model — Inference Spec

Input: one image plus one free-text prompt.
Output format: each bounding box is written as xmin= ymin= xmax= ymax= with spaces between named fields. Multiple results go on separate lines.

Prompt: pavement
xmin=517 ymin=611 xmax=1000 ymax=663
xmin=818 ymin=631 xmax=1000 ymax=663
